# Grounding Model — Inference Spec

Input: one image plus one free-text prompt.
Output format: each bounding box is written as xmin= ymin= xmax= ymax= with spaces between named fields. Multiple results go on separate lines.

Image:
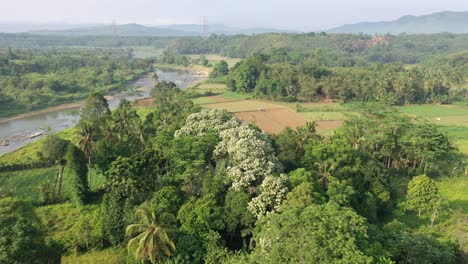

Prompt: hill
xmin=30 ymin=23 xmax=199 ymax=37
xmin=29 ymin=23 xmax=292 ymax=37
xmin=329 ymin=11 xmax=468 ymax=34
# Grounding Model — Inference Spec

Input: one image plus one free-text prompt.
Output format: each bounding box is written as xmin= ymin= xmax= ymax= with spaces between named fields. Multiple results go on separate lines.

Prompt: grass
xmin=398 ymin=104 xmax=468 ymax=117
xmin=395 ymin=176 xmax=468 ymax=253
xmin=61 ymin=248 xmax=126 ymax=264
xmin=192 ymin=96 xmax=221 ymax=105
xmin=188 ymin=54 xmax=241 ymax=67
xmin=36 ymin=203 xmax=101 ymax=245
xmin=299 ymin=111 xmax=345 ymax=121
xmin=154 ymin=63 xmax=211 ymax=75
xmin=0 ymin=167 xmax=106 ymax=202
xmin=438 ymin=177 xmax=468 ymax=213
xmin=221 ymin=91 xmax=251 ymax=101
xmin=0 ymin=167 xmax=57 ymax=201
xmin=204 ymin=100 xmax=285 ymax=113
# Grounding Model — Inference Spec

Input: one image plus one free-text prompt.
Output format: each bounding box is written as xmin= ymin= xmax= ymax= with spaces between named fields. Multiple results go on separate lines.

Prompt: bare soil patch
xmin=234 ymin=108 xmax=307 ymax=134
xmin=134 ymin=97 xmax=155 ymax=107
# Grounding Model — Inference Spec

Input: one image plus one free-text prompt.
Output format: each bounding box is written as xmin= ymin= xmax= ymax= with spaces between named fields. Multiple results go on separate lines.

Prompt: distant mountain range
xmin=25 ymin=23 xmax=294 ymax=37
xmin=3 ymin=11 xmax=468 ymax=36
xmin=328 ymin=11 xmax=468 ymax=34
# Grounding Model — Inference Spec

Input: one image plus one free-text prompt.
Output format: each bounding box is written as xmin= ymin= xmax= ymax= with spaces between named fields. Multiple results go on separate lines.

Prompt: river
xmin=0 ymin=68 xmax=205 ymax=156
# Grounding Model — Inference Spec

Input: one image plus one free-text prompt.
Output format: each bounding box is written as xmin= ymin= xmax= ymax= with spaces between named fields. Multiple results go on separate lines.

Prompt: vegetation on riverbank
xmin=1 ymin=32 xmax=468 ymax=263
xmin=0 ymin=48 xmax=153 ymax=118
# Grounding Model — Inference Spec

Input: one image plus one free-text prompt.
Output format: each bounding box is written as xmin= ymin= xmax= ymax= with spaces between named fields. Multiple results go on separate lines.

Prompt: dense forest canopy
xmin=0 ymin=28 xmax=467 ymax=264
xmin=1 ymin=82 xmax=465 ymax=263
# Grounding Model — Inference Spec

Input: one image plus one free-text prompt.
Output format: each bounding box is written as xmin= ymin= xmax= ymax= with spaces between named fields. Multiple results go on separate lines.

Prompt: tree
xmin=126 ymin=207 xmax=176 ymax=264
xmin=64 ymin=144 xmax=89 ymax=205
xmin=223 ymin=191 xmax=255 ymax=243
xmin=105 ymin=149 xmax=166 ymax=202
xmin=0 ymin=198 xmax=59 ymax=263
xmin=79 ymin=92 xmax=110 ymax=128
xmin=384 ymin=226 xmax=456 ymax=264
xmin=41 ymin=135 xmax=69 ymax=197
xmin=177 ymin=194 xmax=224 ymax=236
xmin=250 ymin=202 xmax=372 ymax=263
xmin=74 ymin=122 xmax=97 ymax=188
xmin=176 ymin=109 xmax=280 ymax=191
xmin=406 ymin=175 xmax=441 ymax=225
xmin=209 ymin=60 xmax=229 ymax=78
xmin=247 ymin=175 xmax=289 ymax=219
xmin=101 ymin=190 xmax=128 ymax=246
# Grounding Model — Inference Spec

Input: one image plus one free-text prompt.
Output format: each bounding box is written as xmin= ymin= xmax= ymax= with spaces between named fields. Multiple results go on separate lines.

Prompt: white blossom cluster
xmin=214 ymin=123 xmax=280 ymax=191
xmin=176 ymin=109 xmax=280 ymax=192
xmin=175 ymin=109 xmax=241 ymax=137
xmin=247 ymin=175 xmax=289 ymax=219
xmin=258 ymin=237 xmax=273 ymax=253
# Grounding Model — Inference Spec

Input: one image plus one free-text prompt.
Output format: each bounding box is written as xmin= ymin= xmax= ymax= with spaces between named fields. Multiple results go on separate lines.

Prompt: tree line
xmin=225 ymin=52 xmax=468 ymax=104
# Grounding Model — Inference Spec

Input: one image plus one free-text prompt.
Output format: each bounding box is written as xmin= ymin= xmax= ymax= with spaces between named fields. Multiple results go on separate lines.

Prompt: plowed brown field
xmin=234 ymin=108 xmax=306 ymax=134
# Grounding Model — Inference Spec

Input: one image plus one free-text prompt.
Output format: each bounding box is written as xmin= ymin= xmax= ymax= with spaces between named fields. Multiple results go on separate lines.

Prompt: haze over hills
xmin=3 ymin=10 xmax=468 ymax=36
xmin=328 ymin=11 xmax=468 ymax=34
xmin=26 ymin=23 xmax=294 ymax=36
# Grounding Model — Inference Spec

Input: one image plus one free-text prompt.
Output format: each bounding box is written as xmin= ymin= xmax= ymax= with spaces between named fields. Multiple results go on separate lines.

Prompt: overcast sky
xmin=2 ymin=0 xmax=468 ymax=30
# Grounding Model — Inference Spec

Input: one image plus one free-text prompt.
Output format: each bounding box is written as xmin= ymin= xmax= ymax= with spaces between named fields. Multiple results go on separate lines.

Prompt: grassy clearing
xmin=299 ymin=111 xmax=345 ymax=121
xmin=204 ymin=100 xmax=285 ymax=113
xmin=61 ymin=248 xmax=126 ymax=264
xmin=36 ymin=203 xmax=101 ymax=245
xmin=0 ymin=167 xmax=57 ymax=201
xmin=394 ymin=176 xmax=468 ymax=253
xmin=398 ymin=104 xmax=468 ymax=117
xmin=154 ymin=63 xmax=211 ymax=75
xmin=189 ymin=82 xmax=227 ymax=94
xmin=192 ymin=96 xmax=221 ymax=105
xmin=204 ymin=54 xmax=241 ymax=67
xmin=0 ymin=167 xmax=106 ymax=201
xmin=189 ymin=54 xmax=241 ymax=67
xmin=438 ymin=177 xmax=468 ymax=213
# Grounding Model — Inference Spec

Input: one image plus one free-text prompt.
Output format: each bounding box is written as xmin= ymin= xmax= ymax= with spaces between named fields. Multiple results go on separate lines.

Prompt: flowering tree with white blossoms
xmin=247 ymin=175 xmax=289 ymax=219
xmin=174 ymin=109 xmax=241 ymax=137
xmin=214 ymin=123 xmax=280 ymax=191
xmin=176 ymin=109 xmax=280 ymax=190
xmin=176 ymin=109 xmax=287 ymax=218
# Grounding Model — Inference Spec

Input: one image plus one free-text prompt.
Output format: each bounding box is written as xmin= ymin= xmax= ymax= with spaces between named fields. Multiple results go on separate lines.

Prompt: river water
xmin=0 ymin=68 xmax=204 ymax=156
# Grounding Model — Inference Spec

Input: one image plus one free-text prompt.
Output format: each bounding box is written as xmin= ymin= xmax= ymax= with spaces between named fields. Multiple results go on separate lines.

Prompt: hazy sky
xmin=2 ymin=0 xmax=468 ymax=30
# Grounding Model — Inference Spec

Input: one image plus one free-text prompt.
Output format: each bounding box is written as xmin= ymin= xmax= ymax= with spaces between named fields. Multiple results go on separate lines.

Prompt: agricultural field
xmin=190 ymin=82 xmax=468 ymax=156
xmin=397 ymin=104 xmax=468 ymax=155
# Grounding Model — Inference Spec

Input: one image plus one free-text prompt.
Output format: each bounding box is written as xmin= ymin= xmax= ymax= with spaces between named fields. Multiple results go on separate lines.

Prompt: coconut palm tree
xmin=74 ymin=123 xmax=97 ymax=188
xmin=126 ymin=207 xmax=176 ymax=264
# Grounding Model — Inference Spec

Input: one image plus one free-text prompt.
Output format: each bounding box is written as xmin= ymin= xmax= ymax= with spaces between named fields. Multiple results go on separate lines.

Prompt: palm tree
xmin=126 ymin=207 xmax=176 ymax=264
xmin=74 ymin=123 xmax=97 ymax=188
